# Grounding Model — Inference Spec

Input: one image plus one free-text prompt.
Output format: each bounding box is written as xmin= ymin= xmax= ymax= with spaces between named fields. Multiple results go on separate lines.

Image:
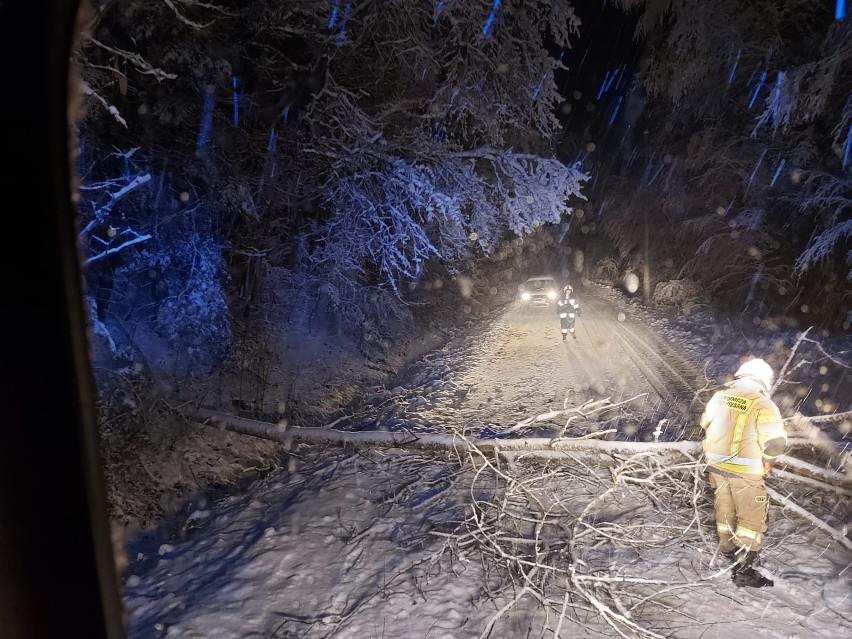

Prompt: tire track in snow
xmin=581 ymin=292 xmax=706 ymax=438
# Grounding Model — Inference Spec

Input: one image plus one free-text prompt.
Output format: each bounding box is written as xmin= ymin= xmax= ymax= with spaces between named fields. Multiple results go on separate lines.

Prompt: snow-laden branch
xmin=772 ymin=326 xmax=812 ymax=393
xmin=776 ymin=453 xmax=852 ymax=487
xmin=84 ymin=231 xmax=152 ymax=265
xmin=162 ymin=0 xmax=221 ymax=29
xmin=507 ymin=395 xmax=647 ymax=433
xmin=795 ymin=218 xmax=852 ymax=274
xmin=771 ymin=468 xmax=852 ymax=497
xmin=81 ymin=82 xmax=128 ymax=128
xmin=767 ymin=486 xmax=852 ymax=552
xmin=79 ymin=173 xmax=152 ymax=237
xmin=85 ymin=37 xmax=178 ymax=82
xmin=309 ymin=148 xmax=588 ymax=291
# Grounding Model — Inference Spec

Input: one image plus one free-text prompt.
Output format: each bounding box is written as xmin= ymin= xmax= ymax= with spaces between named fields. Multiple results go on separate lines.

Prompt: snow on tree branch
xmin=308 ymin=149 xmax=587 ymax=292
xmin=77 ymin=0 xmax=591 ymax=301
xmin=85 ymin=37 xmax=178 ymax=82
xmin=161 ymin=0 xmax=230 ymax=29
xmin=84 ymin=229 xmax=152 ymax=265
xmin=793 ymin=174 xmax=852 ymax=274
xmin=79 ymin=173 xmax=152 ymax=237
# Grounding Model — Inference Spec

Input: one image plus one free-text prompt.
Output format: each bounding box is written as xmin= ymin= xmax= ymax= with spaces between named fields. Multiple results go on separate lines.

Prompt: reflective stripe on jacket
xmin=699 ymin=378 xmax=786 ymax=477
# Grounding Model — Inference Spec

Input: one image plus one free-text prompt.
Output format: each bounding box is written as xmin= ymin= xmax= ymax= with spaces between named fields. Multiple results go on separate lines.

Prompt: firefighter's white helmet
xmin=734 ymin=358 xmax=774 ymax=391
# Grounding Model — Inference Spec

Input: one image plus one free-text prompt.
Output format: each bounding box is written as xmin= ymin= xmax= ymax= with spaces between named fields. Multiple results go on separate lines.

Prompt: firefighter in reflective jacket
xmin=699 ymin=358 xmax=787 ymax=588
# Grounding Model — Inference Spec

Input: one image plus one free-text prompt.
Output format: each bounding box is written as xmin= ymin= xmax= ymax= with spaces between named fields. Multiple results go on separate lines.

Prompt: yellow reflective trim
xmin=756 ymin=413 xmax=779 ymax=423
xmin=716 ymin=522 xmax=734 ymax=534
xmin=730 ymin=412 xmax=747 ymax=457
xmin=707 ymin=460 xmax=764 ymax=475
xmin=735 ymin=526 xmax=759 ymax=540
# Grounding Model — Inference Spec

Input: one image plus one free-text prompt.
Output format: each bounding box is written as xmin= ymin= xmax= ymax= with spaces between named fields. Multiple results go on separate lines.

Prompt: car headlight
xmin=547 ymin=290 xmax=557 ymax=299
xmin=521 ymin=292 xmax=531 ymax=301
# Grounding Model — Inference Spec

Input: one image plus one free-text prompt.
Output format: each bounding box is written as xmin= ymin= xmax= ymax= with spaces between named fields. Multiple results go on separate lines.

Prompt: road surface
xmin=342 ymin=283 xmax=708 ymax=442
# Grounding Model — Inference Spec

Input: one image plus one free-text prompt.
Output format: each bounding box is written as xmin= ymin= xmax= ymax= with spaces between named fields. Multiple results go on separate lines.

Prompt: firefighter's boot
xmin=732 ymin=551 xmax=773 ymax=588
xmin=722 ymin=548 xmax=739 ymax=563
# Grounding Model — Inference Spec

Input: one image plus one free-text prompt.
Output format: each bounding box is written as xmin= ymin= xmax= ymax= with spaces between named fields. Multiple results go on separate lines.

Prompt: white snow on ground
xmin=124 ymin=283 xmax=852 ymax=638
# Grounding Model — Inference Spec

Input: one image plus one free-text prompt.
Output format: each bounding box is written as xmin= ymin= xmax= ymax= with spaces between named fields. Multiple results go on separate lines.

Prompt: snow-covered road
xmin=339 ymin=282 xmax=707 ymax=442
xmin=123 ymin=283 xmax=852 ymax=639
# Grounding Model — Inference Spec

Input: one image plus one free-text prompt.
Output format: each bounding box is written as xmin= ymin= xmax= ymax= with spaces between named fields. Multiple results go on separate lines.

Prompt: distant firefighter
xmin=698 ymin=358 xmax=787 ymax=588
xmin=556 ymin=285 xmax=581 ymax=340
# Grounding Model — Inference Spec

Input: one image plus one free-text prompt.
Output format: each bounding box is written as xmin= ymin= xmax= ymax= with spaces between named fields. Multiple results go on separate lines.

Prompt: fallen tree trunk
xmin=184 ymin=405 xmax=703 ymax=456
xmin=184 ymin=407 xmax=850 ymax=491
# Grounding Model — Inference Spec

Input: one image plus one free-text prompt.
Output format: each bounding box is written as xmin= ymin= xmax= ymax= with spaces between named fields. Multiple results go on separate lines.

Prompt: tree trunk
xmin=643 ymin=207 xmax=651 ymax=302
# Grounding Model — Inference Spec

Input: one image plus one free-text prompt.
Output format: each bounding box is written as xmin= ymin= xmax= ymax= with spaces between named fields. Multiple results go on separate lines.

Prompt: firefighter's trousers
xmin=708 ymin=472 xmax=769 ymax=552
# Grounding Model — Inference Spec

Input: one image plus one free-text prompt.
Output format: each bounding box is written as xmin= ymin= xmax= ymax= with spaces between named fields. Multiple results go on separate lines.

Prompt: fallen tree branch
xmin=507 ymin=394 xmax=648 ymax=433
xmin=804 ymin=410 xmax=852 ymax=425
xmin=776 ymin=453 xmax=852 ymax=487
xmin=770 ymin=469 xmax=852 ymax=497
xmin=766 ymin=486 xmax=852 ymax=552
xmin=772 ymin=327 xmax=812 ymax=394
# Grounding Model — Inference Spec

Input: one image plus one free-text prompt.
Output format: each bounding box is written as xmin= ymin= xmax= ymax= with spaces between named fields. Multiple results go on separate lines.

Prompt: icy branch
xmin=508 ymin=395 xmax=647 ymax=433
xmin=162 ymin=0 xmax=221 ymax=29
xmin=772 ymin=326 xmax=812 ymax=393
xmin=84 ymin=231 xmax=152 ymax=266
xmin=81 ymin=82 xmax=128 ymax=127
xmin=86 ymin=37 xmax=178 ymax=81
xmin=79 ymin=173 xmax=152 ymax=237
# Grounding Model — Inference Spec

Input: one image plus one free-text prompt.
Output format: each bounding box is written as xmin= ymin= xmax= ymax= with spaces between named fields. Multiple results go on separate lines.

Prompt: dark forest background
xmin=74 ymin=0 xmax=851 ymax=381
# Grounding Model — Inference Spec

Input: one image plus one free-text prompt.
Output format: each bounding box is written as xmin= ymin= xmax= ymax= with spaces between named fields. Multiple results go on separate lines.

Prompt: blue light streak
xmin=769 ymin=157 xmax=786 ymax=186
xmin=603 ymin=67 xmax=618 ymax=93
xmin=746 ymin=149 xmax=766 ymax=193
xmin=532 ymin=74 xmax=546 ymax=100
xmin=837 ymin=0 xmax=846 ymax=20
xmin=196 ymin=91 xmax=215 ymax=150
xmin=728 ymin=49 xmax=740 ymax=85
xmin=232 ymin=76 xmax=239 ymax=126
xmin=267 ymin=129 xmax=278 ymax=177
xmin=843 ymin=123 xmax=852 ymax=168
xmin=767 ymin=71 xmax=784 ymax=126
xmin=609 ymin=96 xmax=622 ymax=125
xmin=433 ymin=0 xmax=444 ymax=26
xmin=647 ymin=163 xmax=664 ymax=185
xmin=328 ymin=1 xmax=339 ymax=29
xmin=482 ymin=0 xmax=501 ymax=38
xmin=748 ymin=70 xmax=767 ymax=109
xmin=596 ymin=71 xmax=611 ymax=100
xmin=337 ymin=2 xmax=351 ymax=45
